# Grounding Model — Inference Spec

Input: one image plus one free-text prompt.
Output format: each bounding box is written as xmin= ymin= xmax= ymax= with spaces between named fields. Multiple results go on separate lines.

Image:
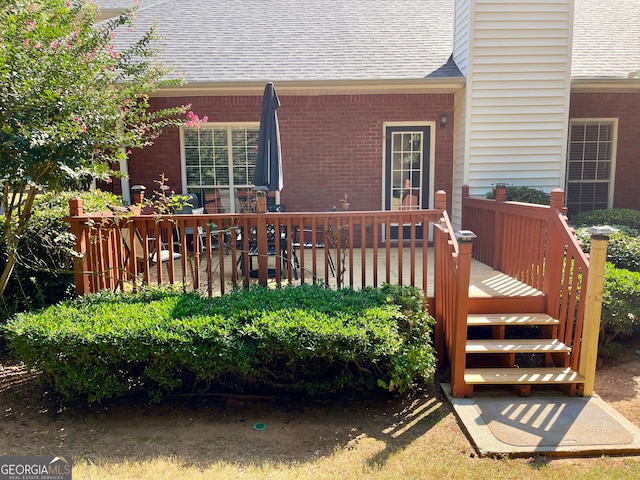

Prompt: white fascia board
xmin=571 ymin=78 xmax=640 ymax=92
xmin=151 ymin=78 xmax=466 ymax=97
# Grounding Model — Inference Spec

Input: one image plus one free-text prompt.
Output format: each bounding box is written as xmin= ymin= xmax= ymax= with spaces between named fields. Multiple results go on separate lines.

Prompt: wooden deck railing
xmin=67 ymin=192 xmax=449 ymax=299
xmin=432 ymin=207 xmax=475 ymax=395
xmin=461 ymin=185 xmax=600 ymax=391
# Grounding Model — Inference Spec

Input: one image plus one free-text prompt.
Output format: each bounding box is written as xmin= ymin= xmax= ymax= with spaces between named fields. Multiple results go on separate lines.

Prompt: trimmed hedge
xmin=3 ymin=284 xmax=436 ymax=403
xmin=571 ymin=209 xmax=640 ymax=354
xmin=571 ymin=208 xmax=640 ymax=231
xmin=601 ymin=263 xmax=640 ymax=354
xmin=574 ymin=227 xmax=640 ymax=272
xmin=485 ymin=186 xmax=551 ymax=205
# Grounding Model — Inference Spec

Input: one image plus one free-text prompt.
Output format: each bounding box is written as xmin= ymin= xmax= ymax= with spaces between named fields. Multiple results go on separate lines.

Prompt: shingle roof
xmin=572 ymin=0 xmax=640 ymax=79
xmin=110 ymin=0 xmax=460 ymax=83
xmin=98 ymin=0 xmax=640 ymax=84
xmin=94 ymin=0 xmax=133 ymax=9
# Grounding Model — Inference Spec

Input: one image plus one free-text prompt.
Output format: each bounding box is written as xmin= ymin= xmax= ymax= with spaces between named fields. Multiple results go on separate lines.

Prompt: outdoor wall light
xmin=439 ymin=113 xmax=449 ymax=128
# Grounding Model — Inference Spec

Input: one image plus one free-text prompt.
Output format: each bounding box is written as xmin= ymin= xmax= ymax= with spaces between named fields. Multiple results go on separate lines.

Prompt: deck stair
xmin=462 ymin=312 xmax=585 ymax=397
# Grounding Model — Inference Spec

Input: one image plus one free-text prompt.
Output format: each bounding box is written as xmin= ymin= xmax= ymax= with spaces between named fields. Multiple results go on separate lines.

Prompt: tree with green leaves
xmin=0 ymin=0 xmax=199 ymax=296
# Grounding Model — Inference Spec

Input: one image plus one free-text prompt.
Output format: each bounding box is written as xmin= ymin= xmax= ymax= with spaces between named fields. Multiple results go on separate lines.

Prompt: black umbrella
xmin=253 ymin=82 xmax=283 ymax=192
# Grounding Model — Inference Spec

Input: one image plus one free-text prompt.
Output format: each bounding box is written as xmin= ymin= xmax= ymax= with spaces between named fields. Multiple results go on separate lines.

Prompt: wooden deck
xmin=146 ymin=246 xmax=541 ymax=301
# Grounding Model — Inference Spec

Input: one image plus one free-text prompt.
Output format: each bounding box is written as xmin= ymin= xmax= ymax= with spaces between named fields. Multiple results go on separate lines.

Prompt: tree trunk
xmin=0 ymin=185 xmax=38 ymax=297
xmin=0 ymin=252 xmax=17 ymax=297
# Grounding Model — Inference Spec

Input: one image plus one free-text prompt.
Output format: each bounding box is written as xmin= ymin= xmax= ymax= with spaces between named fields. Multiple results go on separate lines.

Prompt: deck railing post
xmin=544 ymin=189 xmax=566 ymax=314
xmin=579 ymin=226 xmax=614 ymax=396
xmin=451 ymin=230 xmax=476 ymax=397
xmin=131 ymin=185 xmax=146 ymax=205
xmin=493 ymin=183 xmax=507 ymax=270
xmin=257 ymin=214 xmax=268 ymax=285
xmin=434 ymin=190 xmax=446 ymax=211
xmin=68 ymin=197 xmax=90 ymax=296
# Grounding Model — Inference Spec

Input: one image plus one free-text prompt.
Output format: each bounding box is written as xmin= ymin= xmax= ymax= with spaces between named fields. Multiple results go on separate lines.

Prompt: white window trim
xmin=566 ymin=118 xmax=618 ymax=210
xmin=180 ymin=122 xmax=281 ymax=212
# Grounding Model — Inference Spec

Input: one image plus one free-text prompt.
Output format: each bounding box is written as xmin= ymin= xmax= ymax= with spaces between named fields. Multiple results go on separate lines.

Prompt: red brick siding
xmin=570 ymin=92 xmax=640 ymax=210
xmin=127 ymin=93 xmax=454 ymax=212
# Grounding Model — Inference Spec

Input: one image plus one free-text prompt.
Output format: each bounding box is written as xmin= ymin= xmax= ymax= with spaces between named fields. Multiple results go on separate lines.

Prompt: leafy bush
xmin=485 ymin=186 xmax=551 ymax=205
xmin=574 ymin=227 xmax=640 ymax=272
xmin=3 ymin=284 xmax=436 ymax=403
xmin=571 ymin=208 xmax=640 ymax=231
xmin=600 ymin=263 xmax=640 ymax=352
xmin=0 ymin=190 xmax=122 ymax=323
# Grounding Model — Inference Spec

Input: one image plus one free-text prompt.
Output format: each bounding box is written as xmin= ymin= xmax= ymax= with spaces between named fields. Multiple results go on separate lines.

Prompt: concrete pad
xmin=441 ymin=383 xmax=640 ymax=457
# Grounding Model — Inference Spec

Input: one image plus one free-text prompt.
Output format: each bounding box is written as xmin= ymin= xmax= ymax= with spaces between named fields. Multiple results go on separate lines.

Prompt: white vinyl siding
xmin=454 ymin=0 xmax=573 ymax=208
xmin=452 ymin=88 xmax=468 ymax=231
xmin=453 ymin=0 xmax=471 ymax=76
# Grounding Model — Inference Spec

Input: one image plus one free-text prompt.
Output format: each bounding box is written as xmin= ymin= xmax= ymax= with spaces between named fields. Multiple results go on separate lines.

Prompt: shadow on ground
xmin=0 ymin=354 xmax=451 ymax=470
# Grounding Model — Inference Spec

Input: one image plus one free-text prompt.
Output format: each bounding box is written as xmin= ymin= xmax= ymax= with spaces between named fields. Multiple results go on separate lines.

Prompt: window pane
xmin=186 ymin=167 xmax=201 ymax=185
xmin=582 ymin=162 xmax=597 ymax=180
xmin=214 ymin=147 xmax=228 ymax=164
xmin=200 ymin=148 xmax=214 ymax=165
xmin=566 ymin=121 xmax=614 ymax=215
xmin=201 ymin=168 xmax=215 ymax=185
xmin=392 ymin=133 xmax=402 ymax=152
xmin=233 ymin=166 xmax=249 ymax=185
xmin=185 ymin=148 xmax=200 ymax=167
xmin=215 ymin=167 xmax=229 ymax=184
xmin=232 ymin=147 xmax=246 ymax=164
xmin=567 ymin=162 xmax=583 ymax=181
xmin=213 ymin=129 xmax=227 ymax=144
xmin=584 ymin=124 xmax=600 ymax=142
xmin=598 ymin=142 xmax=611 ymax=161
xmin=570 ymin=124 xmax=585 ymax=142
xmin=596 ymin=161 xmax=610 ymax=180
xmin=184 ymin=126 xmax=258 ymax=213
xmin=199 ymin=129 xmax=213 ymax=146
xmin=583 ymin=143 xmax=598 ymax=161
xmin=184 ymin=130 xmax=199 ymax=147
xmin=599 ymin=124 xmax=612 ymax=142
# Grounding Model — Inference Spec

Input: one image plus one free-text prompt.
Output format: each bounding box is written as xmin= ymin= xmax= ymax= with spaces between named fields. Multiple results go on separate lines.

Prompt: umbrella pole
xmin=257 ymin=215 xmax=269 ymax=284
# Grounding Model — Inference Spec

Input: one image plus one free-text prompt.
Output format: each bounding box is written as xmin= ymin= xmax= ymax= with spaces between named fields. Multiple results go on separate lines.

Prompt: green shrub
xmin=0 ymin=190 xmax=122 ymax=323
xmin=600 ymin=263 xmax=640 ymax=351
xmin=485 ymin=186 xmax=551 ymax=205
xmin=570 ymin=208 xmax=640 ymax=231
xmin=574 ymin=227 xmax=640 ymax=272
xmin=3 ymin=284 xmax=436 ymax=403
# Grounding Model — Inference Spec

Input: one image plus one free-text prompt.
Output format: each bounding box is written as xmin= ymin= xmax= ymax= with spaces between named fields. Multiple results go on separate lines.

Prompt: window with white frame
xmin=182 ymin=125 xmax=259 ymax=213
xmin=566 ymin=120 xmax=616 ymax=216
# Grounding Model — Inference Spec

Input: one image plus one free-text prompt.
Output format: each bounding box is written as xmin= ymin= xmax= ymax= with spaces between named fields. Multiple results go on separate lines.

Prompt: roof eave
xmin=151 ymin=78 xmax=466 ymax=97
xmin=571 ymin=77 xmax=640 ymax=92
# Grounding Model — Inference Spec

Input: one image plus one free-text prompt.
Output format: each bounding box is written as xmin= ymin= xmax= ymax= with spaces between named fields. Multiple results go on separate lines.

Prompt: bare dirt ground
xmin=1 ymin=336 xmax=640 ymax=467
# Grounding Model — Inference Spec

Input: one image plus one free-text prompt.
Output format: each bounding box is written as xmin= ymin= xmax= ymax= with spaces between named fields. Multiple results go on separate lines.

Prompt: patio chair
xmin=292 ymin=226 xmax=335 ymax=277
xmin=173 ymin=207 xmax=232 ymax=260
xmin=121 ymin=226 xmax=182 ymax=274
xmin=236 ymin=223 xmax=298 ymax=280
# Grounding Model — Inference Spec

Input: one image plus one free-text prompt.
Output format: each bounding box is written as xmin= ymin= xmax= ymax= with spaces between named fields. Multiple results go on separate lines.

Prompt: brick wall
xmin=126 ymin=93 xmax=455 ymax=212
xmin=570 ymin=92 xmax=640 ymax=210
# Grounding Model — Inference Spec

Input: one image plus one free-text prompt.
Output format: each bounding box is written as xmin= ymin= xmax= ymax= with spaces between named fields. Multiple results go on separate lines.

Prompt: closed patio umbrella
xmin=253 ymin=82 xmax=283 ymax=192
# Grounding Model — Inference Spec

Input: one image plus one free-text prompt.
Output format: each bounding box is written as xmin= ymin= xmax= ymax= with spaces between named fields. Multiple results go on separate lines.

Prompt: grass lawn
xmin=3 ymin=334 xmax=640 ymax=480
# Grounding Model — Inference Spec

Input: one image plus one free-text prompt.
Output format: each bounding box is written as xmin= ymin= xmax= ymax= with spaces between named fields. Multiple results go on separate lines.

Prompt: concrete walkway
xmin=442 ymin=383 xmax=640 ymax=457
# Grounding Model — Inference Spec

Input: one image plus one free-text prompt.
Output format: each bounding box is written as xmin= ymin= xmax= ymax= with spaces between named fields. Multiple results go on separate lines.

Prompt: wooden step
xmin=464 ymin=367 xmax=585 ymax=385
xmin=468 ymin=296 xmax=546 ymax=315
xmin=466 ymin=338 xmax=571 ymax=354
xmin=467 ymin=313 xmax=559 ymax=327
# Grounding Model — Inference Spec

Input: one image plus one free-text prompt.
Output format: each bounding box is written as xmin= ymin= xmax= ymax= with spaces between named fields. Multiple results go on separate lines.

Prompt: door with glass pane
xmin=183 ymin=126 xmax=259 ymax=213
xmin=384 ymin=126 xmax=430 ymax=240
